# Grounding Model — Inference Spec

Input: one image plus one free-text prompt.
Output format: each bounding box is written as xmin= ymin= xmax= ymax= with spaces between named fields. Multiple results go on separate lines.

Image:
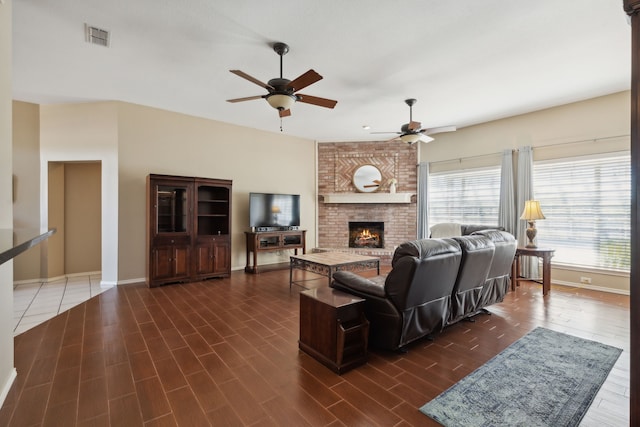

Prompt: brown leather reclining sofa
xmin=330 ymin=230 xmax=517 ymax=351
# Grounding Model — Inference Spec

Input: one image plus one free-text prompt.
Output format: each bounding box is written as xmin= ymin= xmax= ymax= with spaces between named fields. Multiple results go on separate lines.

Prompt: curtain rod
xmin=424 ymin=133 xmax=630 ymax=167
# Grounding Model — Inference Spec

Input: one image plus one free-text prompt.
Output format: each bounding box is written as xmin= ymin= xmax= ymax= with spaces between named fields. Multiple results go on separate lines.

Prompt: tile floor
xmin=12 ymin=273 xmax=111 ymax=336
xmin=1 ymin=274 xmax=629 ymax=426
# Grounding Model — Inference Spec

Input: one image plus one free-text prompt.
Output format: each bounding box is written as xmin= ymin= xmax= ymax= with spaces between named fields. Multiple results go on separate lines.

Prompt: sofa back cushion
xmin=461 ymin=224 xmax=505 ymax=235
xmin=449 ymin=235 xmax=495 ymax=322
xmin=472 ymin=229 xmax=517 ymax=278
xmin=386 ymin=238 xmax=462 ymax=310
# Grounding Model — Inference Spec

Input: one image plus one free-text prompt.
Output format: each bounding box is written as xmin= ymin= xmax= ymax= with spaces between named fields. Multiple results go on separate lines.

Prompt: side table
xmin=299 ymin=287 xmax=369 ymax=374
xmin=511 ymin=247 xmax=555 ymax=296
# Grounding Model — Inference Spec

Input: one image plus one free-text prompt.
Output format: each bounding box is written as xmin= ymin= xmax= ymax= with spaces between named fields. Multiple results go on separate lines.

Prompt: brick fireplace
xmin=317 ymin=141 xmax=418 ymax=264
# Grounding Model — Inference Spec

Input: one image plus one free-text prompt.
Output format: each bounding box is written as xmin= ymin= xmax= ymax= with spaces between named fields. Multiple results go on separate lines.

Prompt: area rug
xmin=419 ymin=327 xmax=622 ymax=427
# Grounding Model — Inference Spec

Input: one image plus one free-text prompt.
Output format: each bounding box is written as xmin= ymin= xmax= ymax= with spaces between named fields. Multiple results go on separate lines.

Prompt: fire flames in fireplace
xmin=349 ymin=222 xmax=384 ymax=248
xmin=354 ymin=228 xmax=379 ymax=247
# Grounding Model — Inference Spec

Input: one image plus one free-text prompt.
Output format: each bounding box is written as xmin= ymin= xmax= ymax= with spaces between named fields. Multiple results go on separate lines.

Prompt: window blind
xmin=429 ymin=167 xmax=501 ymax=225
xmin=533 ymin=153 xmax=630 ymax=272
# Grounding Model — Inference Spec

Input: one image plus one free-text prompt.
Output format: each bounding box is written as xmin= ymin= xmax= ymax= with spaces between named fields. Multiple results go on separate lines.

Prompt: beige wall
xmin=0 ymin=0 xmax=14 ymax=408
xmin=13 ymin=102 xmax=103 ymax=281
xmin=32 ymin=101 xmax=317 ymax=283
xmin=40 ymin=102 xmax=119 ymax=285
xmin=116 ymin=102 xmax=316 ymax=281
xmin=64 ymin=162 xmax=101 ymax=274
xmin=422 ymin=91 xmax=631 ymax=293
xmin=47 ymin=162 xmax=65 ymax=279
xmin=12 ymin=101 xmax=42 ymax=281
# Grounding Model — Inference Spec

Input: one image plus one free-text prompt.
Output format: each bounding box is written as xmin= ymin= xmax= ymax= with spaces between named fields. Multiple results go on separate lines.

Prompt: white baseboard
xmin=113 ymin=277 xmax=146 ymax=286
xmin=100 ymin=280 xmax=117 ymax=287
xmin=552 ymin=280 xmax=630 ymax=296
xmin=13 ymin=271 xmax=102 ymax=286
xmin=67 ymin=270 xmax=101 ymax=278
xmin=12 ymin=276 xmax=62 ymax=286
xmin=14 ymin=271 xmax=144 ymax=288
xmin=0 ymin=368 xmax=17 ymax=409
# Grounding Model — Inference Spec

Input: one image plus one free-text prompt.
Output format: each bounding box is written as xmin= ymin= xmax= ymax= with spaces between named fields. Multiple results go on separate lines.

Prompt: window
xmin=533 ymin=153 xmax=630 ymax=272
xmin=429 ymin=167 xmax=501 ymax=225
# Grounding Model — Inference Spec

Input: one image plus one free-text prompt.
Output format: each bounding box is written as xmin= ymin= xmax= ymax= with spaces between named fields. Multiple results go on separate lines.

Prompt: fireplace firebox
xmin=349 ymin=222 xmax=384 ymax=248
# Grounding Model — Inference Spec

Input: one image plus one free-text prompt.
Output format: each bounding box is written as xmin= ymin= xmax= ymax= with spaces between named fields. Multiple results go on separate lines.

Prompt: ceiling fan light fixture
xmin=400 ymin=133 xmax=421 ymax=144
xmin=266 ymin=93 xmax=296 ymax=110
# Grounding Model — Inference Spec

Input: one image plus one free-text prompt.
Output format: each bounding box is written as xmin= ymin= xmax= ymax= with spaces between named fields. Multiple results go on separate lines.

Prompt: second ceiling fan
xmin=226 ymin=42 xmax=338 ymax=118
xmin=373 ymin=98 xmax=456 ymax=144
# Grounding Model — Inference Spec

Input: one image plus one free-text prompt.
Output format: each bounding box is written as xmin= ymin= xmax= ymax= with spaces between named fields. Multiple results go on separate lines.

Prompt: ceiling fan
xmin=226 ymin=42 xmax=338 ymax=119
xmin=373 ymin=98 xmax=456 ymax=144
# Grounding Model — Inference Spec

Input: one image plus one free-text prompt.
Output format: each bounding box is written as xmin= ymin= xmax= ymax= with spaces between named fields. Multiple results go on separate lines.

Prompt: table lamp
xmin=520 ymin=200 xmax=545 ymax=248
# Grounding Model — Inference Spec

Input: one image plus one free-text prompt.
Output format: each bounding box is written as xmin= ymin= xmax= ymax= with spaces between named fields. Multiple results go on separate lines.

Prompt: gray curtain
xmin=417 ymin=162 xmax=429 ymax=239
xmin=516 ymin=146 xmax=538 ymax=278
xmin=498 ymin=149 xmax=516 ymax=234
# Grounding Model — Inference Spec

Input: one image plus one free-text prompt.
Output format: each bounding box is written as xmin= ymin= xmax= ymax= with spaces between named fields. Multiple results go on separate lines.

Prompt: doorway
xmin=47 ymin=161 xmax=102 ymax=277
xmin=13 ymin=161 xmax=104 ymax=334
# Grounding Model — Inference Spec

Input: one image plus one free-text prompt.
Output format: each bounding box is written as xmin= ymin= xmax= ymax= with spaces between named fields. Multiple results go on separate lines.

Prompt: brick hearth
xmin=317 ymin=141 xmax=418 ymax=264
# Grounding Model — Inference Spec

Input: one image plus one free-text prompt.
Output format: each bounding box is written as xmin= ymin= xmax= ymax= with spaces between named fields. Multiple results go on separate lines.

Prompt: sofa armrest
xmin=331 ymin=271 xmax=386 ymax=298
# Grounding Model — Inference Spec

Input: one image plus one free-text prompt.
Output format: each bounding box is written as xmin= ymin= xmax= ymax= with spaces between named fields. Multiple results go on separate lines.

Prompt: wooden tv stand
xmin=245 ymin=230 xmax=306 ymax=273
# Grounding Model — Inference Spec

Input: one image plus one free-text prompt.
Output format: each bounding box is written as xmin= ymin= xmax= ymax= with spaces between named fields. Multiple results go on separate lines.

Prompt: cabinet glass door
xmin=157 ymin=185 xmax=189 ymax=233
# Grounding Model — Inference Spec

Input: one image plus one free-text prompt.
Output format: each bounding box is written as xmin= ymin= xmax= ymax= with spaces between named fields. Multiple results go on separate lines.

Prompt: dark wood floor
xmin=0 ymin=267 xmax=629 ymax=426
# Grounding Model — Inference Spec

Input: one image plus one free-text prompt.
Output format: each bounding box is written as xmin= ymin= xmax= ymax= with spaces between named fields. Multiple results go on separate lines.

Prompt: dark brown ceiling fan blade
xmin=279 ymin=109 xmax=291 ymax=118
xmin=287 ymin=70 xmax=322 ymax=92
xmin=422 ymin=125 xmax=457 ymax=135
xmin=370 ymin=131 xmax=400 ymax=134
xmin=384 ymin=135 xmax=400 ymax=143
xmin=408 ymin=121 xmax=422 ymax=131
xmin=296 ymin=94 xmax=337 ymax=109
xmin=229 ymin=70 xmax=274 ymax=90
xmin=226 ymin=95 xmax=264 ymax=103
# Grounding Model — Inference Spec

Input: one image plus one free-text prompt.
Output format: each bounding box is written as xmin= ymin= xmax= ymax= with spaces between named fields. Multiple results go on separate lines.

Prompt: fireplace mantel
xmin=321 ymin=193 xmax=413 ymax=204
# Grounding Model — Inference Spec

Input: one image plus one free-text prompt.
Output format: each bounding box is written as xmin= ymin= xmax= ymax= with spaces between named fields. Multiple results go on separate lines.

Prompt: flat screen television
xmin=249 ymin=192 xmax=301 ymax=228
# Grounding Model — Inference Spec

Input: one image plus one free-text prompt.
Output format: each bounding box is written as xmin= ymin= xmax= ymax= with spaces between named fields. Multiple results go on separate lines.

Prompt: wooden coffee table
xmin=289 ymin=251 xmax=380 ymax=289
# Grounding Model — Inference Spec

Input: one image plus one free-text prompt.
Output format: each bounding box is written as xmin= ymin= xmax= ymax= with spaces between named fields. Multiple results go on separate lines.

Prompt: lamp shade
xmin=399 ymin=133 xmax=421 ymax=144
xmin=266 ymin=94 xmax=296 ymax=110
xmin=520 ymin=200 xmax=545 ymax=221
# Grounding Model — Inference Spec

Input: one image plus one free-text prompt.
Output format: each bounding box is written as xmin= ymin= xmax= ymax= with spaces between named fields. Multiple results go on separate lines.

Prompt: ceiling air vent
xmin=85 ymin=24 xmax=110 ymax=47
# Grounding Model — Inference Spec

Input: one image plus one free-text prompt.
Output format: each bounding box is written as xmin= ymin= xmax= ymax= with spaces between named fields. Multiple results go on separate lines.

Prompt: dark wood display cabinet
xmin=147 ymin=174 xmax=232 ymax=287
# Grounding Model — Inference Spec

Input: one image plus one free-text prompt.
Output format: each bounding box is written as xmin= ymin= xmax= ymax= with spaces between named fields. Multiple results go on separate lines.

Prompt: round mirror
xmin=353 ymin=165 xmax=382 ymax=193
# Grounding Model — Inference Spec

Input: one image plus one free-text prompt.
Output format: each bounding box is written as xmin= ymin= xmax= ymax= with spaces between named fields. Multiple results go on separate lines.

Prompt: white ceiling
xmin=12 ymin=0 xmax=631 ymax=142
